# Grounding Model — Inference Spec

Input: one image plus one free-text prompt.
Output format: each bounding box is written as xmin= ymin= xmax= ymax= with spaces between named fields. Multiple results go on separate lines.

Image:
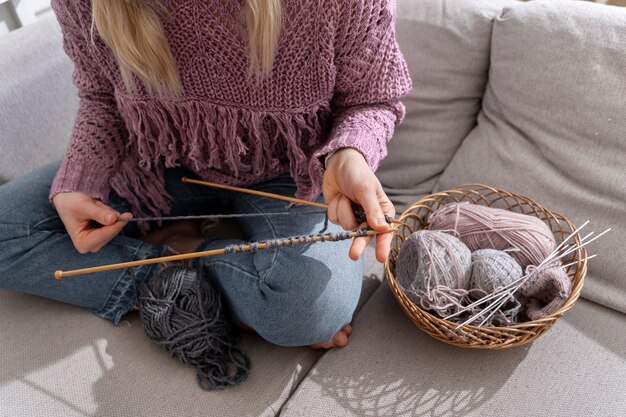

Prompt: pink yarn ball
xmin=428 ymin=203 xmax=556 ymax=268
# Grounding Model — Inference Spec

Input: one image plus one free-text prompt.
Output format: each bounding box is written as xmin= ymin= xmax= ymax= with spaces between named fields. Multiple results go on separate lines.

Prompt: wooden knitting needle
xmin=181 ymin=177 xmax=328 ymax=209
xmin=54 ymin=228 xmax=395 ymax=279
xmin=181 ymin=177 xmax=397 ymax=224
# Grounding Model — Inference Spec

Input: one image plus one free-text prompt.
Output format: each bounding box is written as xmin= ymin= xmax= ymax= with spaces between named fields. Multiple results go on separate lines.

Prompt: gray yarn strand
xmin=121 ymin=209 xmax=332 ymax=235
xmin=120 ymin=210 xmax=327 ymax=223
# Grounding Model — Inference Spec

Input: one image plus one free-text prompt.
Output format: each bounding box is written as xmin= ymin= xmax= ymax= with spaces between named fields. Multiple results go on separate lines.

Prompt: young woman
xmin=0 ymin=0 xmax=411 ymax=349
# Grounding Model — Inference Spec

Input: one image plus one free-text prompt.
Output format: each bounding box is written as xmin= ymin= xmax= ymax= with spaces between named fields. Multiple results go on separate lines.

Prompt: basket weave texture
xmin=385 ymin=184 xmax=587 ymax=349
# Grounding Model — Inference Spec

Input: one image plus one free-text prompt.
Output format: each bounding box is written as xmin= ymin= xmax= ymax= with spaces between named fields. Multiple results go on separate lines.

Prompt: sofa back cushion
xmin=378 ymin=0 xmax=515 ymax=210
xmin=0 ymin=17 xmax=77 ymax=184
xmin=436 ymin=0 xmax=626 ymax=313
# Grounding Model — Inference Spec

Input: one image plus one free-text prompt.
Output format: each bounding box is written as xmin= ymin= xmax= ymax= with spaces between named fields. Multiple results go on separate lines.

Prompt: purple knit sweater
xmin=49 ymin=0 xmax=412 ymax=223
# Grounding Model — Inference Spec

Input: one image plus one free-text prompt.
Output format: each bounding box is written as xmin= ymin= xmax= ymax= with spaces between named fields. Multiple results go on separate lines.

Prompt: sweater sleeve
xmin=311 ymin=0 xmax=412 ymax=173
xmin=49 ymin=0 xmax=127 ymax=204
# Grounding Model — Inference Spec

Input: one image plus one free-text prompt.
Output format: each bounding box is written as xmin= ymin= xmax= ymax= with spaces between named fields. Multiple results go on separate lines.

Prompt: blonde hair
xmin=92 ymin=0 xmax=282 ymax=95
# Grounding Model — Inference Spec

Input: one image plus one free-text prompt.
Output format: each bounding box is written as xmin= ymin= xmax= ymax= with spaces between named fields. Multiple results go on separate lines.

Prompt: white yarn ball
xmin=470 ymin=249 xmax=523 ymax=294
xmin=396 ymin=230 xmax=472 ymax=296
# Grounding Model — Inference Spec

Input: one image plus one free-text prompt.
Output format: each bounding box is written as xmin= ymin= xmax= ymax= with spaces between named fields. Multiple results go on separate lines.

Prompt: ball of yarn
xmin=428 ymin=202 xmax=556 ymax=268
xmin=470 ymin=249 xmax=523 ymax=294
xmin=396 ymin=230 xmax=472 ymax=295
xmin=138 ymin=266 xmax=249 ymax=390
xmin=519 ymin=264 xmax=572 ymax=320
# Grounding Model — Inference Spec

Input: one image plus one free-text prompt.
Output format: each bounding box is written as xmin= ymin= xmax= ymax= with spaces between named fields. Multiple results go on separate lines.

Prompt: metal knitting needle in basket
xmin=385 ymin=184 xmax=592 ymax=350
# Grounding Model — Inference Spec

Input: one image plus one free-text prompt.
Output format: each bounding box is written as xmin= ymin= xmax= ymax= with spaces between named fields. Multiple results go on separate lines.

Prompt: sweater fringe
xmin=111 ymin=98 xmax=332 ymax=232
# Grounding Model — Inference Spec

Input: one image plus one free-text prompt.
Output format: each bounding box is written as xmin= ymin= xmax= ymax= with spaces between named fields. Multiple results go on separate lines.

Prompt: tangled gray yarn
xmin=395 ymin=231 xmax=521 ymax=326
xmin=138 ymin=266 xmax=250 ymax=390
xmin=396 ymin=230 xmax=472 ymax=295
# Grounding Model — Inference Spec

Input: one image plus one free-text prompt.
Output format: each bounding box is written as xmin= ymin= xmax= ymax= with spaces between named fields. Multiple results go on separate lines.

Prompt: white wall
xmin=0 ymin=0 xmax=51 ymax=36
xmin=31 ymin=0 xmax=52 ymax=15
xmin=0 ymin=2 xmax=19 ymax=36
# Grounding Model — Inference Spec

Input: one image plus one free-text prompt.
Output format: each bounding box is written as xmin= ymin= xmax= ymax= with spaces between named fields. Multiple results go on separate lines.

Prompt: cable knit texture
xmin=49 ymin=0 xmax=412 ymax=229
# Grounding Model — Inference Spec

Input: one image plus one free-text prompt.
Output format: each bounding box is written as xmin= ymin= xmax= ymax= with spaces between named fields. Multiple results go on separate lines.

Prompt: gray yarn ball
xmin=470 ymin=249 xmax=523 ymax=294
xmin=396 ymin=230 xmax=472 ymax=295
xmin=138 ymin=266 xmax=250 ymax=390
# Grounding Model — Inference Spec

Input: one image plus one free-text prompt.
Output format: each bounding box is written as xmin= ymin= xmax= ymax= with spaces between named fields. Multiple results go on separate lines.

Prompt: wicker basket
xmin=385 ymin=184 xmax=587 ymax=349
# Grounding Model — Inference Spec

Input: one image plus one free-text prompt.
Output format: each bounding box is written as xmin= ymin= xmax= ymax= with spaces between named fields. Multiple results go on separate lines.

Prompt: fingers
xmin=328 ymin=178 xmax=396 ymax=261
xmin=74 ymin=220 xmax=127 ymax=253
xmin=327 ymin=194 xmax=359 ymax=231
xmin=54 ymin=193 xmax=132 ymax=254
xmin=327 ymin=195 xmax=340 ymax=225
xmin=354 ymin=183 xmax=391 ymax=232
xmin=349 ymin=234 xmax=372 ymax=261
xmin=82 ymin=199 xmax=120 ymax=226
xmin=337 ymin=195 xmax=358 ymax=230
xmin=351 ymin=184 xmax=395 ymax=261
xmin=71 ymin=207 xmax=132 ymax=254
xmin=374 ymin=191 xmax=395 ymax=262
xmin=349 ymin=230 xmax=393 ymax=263
xmin=321 ymin=150 xmax=396 ymax=262
xmin=354 ymin=182 xmax=395 ymax=261
xmin=375 ymin=229 xmax=393 ymax=263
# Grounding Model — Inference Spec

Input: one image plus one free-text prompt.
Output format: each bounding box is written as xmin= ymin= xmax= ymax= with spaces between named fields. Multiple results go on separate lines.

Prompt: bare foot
xmin=309 ymin=324 xmax=353 ymax=350
xmin=137 ymin=220 xmax=205 ymax=254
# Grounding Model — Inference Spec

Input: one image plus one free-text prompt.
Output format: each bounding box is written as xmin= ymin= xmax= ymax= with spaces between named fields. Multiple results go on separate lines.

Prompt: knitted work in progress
xmin=223 ymin=228 xmax=371 ymax=254
xmin=138 ymin=266 xmax=249 ymax=390
xmin=520 ymin=264 xmax=572 ymax=320
xmin=48 ymin=0 xmax=412 ymax=231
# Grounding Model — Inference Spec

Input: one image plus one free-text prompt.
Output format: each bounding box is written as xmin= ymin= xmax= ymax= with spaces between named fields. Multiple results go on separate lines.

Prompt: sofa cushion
xmin=0 ymin=17 xmax=76 ymax=184
xmin=0 ymin=243 xmax=383 ymax=417
xmin=377 ymin=0 xmax=515 ymax=211
xmin=0 ymin=289 xmax=323 ymax=417
xmin=435 ymin=0 xmax=626 ymax=313
xmin=281 ymin=283 xmax=626 ymax=417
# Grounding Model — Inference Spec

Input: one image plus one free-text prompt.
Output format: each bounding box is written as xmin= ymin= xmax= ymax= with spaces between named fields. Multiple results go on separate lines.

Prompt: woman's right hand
xmin=52 ymin=192 xmax=132 ymax=254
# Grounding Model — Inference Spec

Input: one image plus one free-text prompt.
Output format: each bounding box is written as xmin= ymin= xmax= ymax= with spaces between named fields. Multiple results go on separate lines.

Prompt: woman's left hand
xmin=323 ymin=148 xmax=395 ymax=262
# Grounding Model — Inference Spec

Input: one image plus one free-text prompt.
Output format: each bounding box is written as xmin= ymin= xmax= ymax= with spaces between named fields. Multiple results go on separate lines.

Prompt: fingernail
xmin=378 ymin=217 xmax=387 ymax=225
xmin=105 ymin=213 xmax=114 ymax=223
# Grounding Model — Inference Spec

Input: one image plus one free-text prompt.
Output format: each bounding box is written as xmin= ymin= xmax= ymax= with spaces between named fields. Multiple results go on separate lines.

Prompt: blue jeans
xmin=0 ymin=162 xmax=363 ymax=346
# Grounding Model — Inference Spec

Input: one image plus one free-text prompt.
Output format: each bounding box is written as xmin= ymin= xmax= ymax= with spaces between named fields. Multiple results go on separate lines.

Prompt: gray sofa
xmin=1 ymin=1 xmax=625 ymax=416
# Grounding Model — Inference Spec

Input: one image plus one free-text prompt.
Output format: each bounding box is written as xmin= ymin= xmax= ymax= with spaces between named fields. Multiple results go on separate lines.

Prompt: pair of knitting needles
xmin=445 ymin=221 xmax=610 ymax=328
xmin=54 ymin=177 xmax=397 ymax=279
